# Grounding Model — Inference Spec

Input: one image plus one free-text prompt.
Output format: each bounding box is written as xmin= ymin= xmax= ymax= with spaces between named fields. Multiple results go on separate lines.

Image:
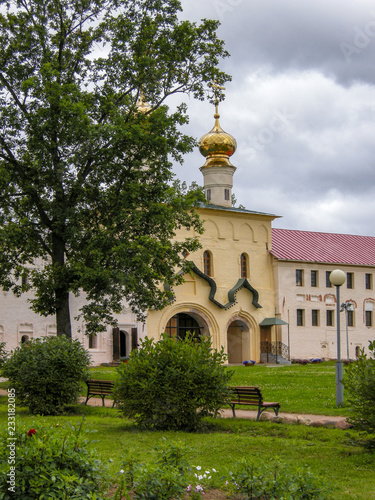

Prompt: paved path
xmin=0 ymin=389 xmax=351 ymax=429
xmin=80 ymin=396 xmax=351 ymax=429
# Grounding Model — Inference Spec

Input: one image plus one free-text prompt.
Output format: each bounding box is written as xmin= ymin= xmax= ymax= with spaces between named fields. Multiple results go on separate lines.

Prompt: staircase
xmin=260 ymin=341 xmax=291 ymax=365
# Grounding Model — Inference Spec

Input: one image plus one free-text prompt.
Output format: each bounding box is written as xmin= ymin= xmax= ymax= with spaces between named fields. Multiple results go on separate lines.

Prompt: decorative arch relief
xmin=165 ymin=261 xmax=262 ymax=310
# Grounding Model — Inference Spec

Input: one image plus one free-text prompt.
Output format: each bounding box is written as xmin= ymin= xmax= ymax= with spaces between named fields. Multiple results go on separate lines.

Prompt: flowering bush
xmin=112 ymin=440 xmax=221 ymax=500
xmin=0 ymin=420 xmax=110 ymax=499
xmin=186 ymin=466 xmax=218 ymax=498
xmin=113 ymin=439 xmax=189 ymax=500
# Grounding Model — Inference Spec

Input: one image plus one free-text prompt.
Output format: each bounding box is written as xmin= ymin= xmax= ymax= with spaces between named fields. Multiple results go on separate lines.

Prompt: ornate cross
xmin=208 ymin=80 xmax=225 ymax=104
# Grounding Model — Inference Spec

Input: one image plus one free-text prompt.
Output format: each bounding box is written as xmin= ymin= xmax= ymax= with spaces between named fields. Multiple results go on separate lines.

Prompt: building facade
xmin=1 ymin=99 xmax=375 ymax=364
xmin=271 ymin=229 xmax=375 ymax=360
xmin=147 ymin=203 xmax=278 ymax=363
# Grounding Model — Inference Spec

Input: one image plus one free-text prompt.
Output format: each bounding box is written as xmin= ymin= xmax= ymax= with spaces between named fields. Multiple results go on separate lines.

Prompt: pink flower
xmin=27 ymin=429 xmax=36 ymax=437
xmin=186 ymin=485 xmax=192 ymax=492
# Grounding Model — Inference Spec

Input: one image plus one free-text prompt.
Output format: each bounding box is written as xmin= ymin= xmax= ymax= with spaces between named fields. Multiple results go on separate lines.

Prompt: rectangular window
xmin=365 ymin=273 xmax=372 ymax=290
xmin=206 ymin=189 xmax=211 ymax=201
xmin=347 ymin=310 xmax=354 ymax=327
xmin=88 ymin=334 xmax=97 ymax=349
xmin=326 ymin=271 xmax=332 ymax=288
xmin=311 ymin=270 xmax=318 ymax=287
xmin=224 ymin=189 xmax=230 ymax=201
xmin=365 ymin=310 xmax=372 ymax=327
xmin=296 ymin=269 xmax=304 ymax=286
xmin=326 ymin=309 xmax=334 ymax=327
xmin=347 ymin=272 xmax=354 ymax=289
xmin=312 ymin=309 xmax=320 ymax=326
xmin=297 ymin=309 xmax=304 ymax=326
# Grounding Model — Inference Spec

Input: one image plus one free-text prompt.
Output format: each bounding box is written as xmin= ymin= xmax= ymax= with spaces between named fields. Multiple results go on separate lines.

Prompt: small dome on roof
xmin=198 ymin=104 xmax=237 ymax=167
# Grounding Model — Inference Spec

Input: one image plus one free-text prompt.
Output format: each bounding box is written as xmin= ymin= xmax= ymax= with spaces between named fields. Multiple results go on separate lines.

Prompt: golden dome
xmin=136 ymin=91 xmax=152 ymax=113
xmin=198 ymin=104 xmax=237 ymax=167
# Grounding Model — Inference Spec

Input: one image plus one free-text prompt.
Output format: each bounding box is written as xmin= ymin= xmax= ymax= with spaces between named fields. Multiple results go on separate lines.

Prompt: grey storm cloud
xmin=172 ymin=0 xmax=375 ymax=236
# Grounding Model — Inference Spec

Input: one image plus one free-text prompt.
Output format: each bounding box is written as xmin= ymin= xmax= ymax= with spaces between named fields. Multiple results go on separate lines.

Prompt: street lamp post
xmin=329 ymin=269 xmax=346 ymax=407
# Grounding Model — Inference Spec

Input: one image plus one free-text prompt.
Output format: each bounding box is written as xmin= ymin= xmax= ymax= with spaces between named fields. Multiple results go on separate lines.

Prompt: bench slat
xmin=228 ymin=386 xmax=280 ymax=420
xmin=85 ymin=380 xmax=115 ymax=407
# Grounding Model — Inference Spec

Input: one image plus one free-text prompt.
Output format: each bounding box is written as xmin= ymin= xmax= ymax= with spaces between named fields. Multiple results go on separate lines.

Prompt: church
xmin=147 ymin=98 xmax=282 ymax=364
xmin=1 ymin=97 xmax=375 ymax=365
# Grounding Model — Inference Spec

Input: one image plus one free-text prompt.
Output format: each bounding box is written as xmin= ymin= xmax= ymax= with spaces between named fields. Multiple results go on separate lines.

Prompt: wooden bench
xmin=84 ymin=379 xmax=115 ymax=407
xmin=228 ymin=386 xmax=280 ymax=420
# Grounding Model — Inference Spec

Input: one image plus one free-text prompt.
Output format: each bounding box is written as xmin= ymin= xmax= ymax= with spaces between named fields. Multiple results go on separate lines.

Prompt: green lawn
xmin=0 ymin=399 xmax=374 ymax=499
xmin=89 ymin=362 xmax=352 ymax=416
xmin=1 ymin=362 xmax=374 ymax=499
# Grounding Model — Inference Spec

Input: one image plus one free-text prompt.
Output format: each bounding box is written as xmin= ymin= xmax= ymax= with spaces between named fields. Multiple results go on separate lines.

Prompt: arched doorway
xmin=227 ymin=320 xmax=250 ymax=363
xmin=112 ymin=327 xmax=138 ymax=361
xmin=119 ymin=330 xmax=127 ymax=357
xmin=165 ymin=313 xmax=204 ymax=340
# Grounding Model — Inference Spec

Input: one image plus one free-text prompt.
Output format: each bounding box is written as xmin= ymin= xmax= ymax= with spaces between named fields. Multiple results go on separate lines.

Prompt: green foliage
xmin=2 ymin=335 xmax=90 ymax=415
xmin=228 ymin=460 xmax=329 ymax=499
xmin=345 ymin=341 xmax=375 ymax=442
xmin=0 ymin=0 xmax=230 ymax=336
xmin=113 ymin=439 xmax=190 ymax=500
xmin=0 ymin=342 xmax=7 ymax=368
xmin=113 ymin=334 xmax=233 ymax=430
xmin=0 ymin=419 xmax=109 ymax=499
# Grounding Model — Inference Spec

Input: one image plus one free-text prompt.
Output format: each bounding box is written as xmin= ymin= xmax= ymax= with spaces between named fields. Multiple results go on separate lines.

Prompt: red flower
xmin=27 ymin=429 xmax=36 ymax=436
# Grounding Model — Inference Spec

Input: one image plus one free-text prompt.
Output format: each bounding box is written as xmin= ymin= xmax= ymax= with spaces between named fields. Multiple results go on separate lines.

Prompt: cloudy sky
xmin=171 ymin=0 xmax=375 ymax=236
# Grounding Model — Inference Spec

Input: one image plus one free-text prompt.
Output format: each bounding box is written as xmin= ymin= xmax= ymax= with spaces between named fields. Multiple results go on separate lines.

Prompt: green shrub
xmin=113 ymin=439 xmax=190 ymax=500
xmin=113 ymin=334 xmax=233 ymax=431
xmin=227 ymin=460 xmax=329 ymax=499
xmin=0 ymin=341 xmax=7 ymax=368
xmin=345 ymin=340 xmax=375 ymax=443
xmin=0 ymin=420 xmax=110 ymax=499
xmin=2 ymin=335 xmax=90 ymax=415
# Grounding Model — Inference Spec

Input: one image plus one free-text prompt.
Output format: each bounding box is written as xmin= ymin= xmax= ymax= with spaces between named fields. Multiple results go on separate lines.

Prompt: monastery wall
xmin=274 ymin=260 xmax=375 ymax=360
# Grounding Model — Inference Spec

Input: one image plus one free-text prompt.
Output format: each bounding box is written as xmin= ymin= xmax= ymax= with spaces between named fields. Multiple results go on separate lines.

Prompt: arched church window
xmin=203 ymin=250 xmax=212 ymax=276
xmin=165 ymin=313 xmax=201 ymax=341
xmin=240 ymin=253 xmax=249 ymax=278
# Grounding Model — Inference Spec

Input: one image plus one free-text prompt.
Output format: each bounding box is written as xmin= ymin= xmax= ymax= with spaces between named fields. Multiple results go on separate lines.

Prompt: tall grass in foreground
xmin=0 ymin=401 xmax=374 ymax=500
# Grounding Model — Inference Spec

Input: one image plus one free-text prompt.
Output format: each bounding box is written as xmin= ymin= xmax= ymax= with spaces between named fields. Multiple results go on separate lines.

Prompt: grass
xmin=1 ymin=362 xmax=374 ymax=498
xmin=89 ymin=362 xmax=352 ymax=416
xmin=0 ymin=398 xmax=374 ymax=499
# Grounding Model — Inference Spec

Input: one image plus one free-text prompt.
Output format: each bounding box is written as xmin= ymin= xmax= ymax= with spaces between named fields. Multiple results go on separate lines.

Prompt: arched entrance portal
xmin=227 ymin=320 xmax=250 ymax=364
xmin=165 ymin=313 xmax=206 ymax=340
xmin=112 ymin=327 xmax=138 ymax=361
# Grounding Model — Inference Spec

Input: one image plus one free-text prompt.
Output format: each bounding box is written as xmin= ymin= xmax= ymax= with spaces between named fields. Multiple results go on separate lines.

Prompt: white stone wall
xmin=273 ymin=259 xmax=375 ymax=360
xmin=0 ymin=287 xmax=145 ymax=365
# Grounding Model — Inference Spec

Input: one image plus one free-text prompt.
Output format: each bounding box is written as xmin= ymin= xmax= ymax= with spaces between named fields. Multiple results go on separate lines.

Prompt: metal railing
xmin=260 ymin=341 xmax=289 ymax=363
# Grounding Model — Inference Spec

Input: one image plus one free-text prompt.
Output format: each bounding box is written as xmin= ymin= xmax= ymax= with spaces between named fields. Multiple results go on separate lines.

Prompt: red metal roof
xmin=271 ymin=228 xmax=375 ymax=266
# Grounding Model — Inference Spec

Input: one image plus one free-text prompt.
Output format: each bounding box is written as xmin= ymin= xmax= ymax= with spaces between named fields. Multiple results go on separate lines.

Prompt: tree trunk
xmin=52 ymin=233 xmax=72 ymax=338
xmin=56 ymin=288 xmax=72 ymax=338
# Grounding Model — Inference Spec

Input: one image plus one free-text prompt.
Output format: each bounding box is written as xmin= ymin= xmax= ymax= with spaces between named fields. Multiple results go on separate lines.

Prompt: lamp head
xmin=329 ymin=269 xmax=346 ymax=287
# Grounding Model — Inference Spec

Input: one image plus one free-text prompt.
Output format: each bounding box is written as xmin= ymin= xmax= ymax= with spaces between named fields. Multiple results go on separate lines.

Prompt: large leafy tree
xmin=0 ymin=0 xmax=230 ymax=337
